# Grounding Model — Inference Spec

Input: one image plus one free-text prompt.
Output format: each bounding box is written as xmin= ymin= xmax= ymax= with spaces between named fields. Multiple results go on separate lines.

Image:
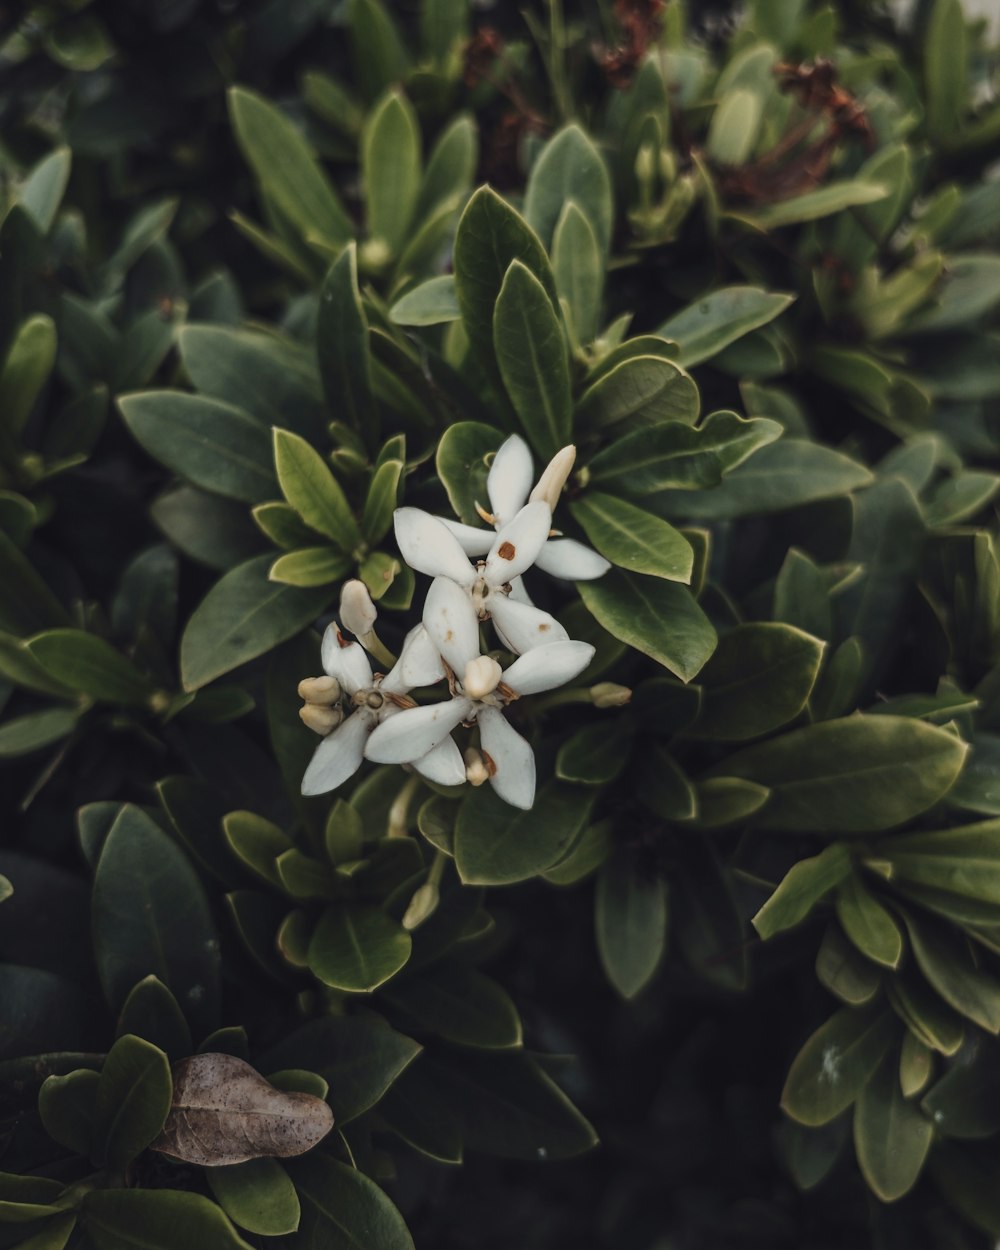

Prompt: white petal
xmin=478 ymin=706 xmax=535 ymax=810
xmin=507 ymin=576 xmax=534 ymax=605
xmin=489 ymin=595 xmax=569 ymax=653
xmin=485 ymin=501 xmax=552 ymax=585
xmin=412 ymin=736 xmax=467 ymax=787
xmin=422 ymin=577 xmax=481 ymax=675
xmin=320 ymin=626 xmax=373 ymax=695
xmin=502 ymin=640 xmax=596 ymax=695
xmin=487 ymin=434 xmax=533 ymax=524
xmin=534 ymin=537 xmax=611 ymax=581
xmin=301 ymin=710 xmax=371 ymax=795
xmin=393 ymin=508 xmax=476 ymax=586
xmin=438 ymin=517 xmax=493 ymax=557
xmin=365 ymin=697 xmax=474 ymax=764
xmin=382 ymin=625 xmax=444 ymax=694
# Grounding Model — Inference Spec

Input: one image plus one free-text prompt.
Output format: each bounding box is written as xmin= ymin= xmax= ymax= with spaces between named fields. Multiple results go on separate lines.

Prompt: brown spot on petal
xmin=498 ymin=541 xmax=516 ymax=561
xmin=445 ymin=629 xmax=454 ymax=641
xmin=336 ymin=629 xmax=350 ymax=648
xmin=481 ymin=750 xmax=497 ymax=778
xmin=539 ymin=622 xmax=551 ymax=632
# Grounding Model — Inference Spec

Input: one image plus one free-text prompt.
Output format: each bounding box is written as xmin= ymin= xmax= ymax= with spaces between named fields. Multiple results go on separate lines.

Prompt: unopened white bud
xmin=463 ymin=656 xmax=503 ymax=700
xmin=529 ymin=445 xmax=577 ymax=511
xmin=339 ymin=579 xmax=377 ymax=638
xmin=402 ymin=882 xmax=439 ymax=930
xmin=298 ymin=675 xmax=341 ymax=705
xmin=299 ymin=703 xmax=344 ymax=736
xmin=464 ymin=747 xmax=490 ymax=787
xmin=590 ymin=682 xmax=632 ymax=708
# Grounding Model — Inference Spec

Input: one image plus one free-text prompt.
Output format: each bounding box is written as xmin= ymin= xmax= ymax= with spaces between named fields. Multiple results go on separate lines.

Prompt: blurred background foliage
xmin=2 ymin=0 xmax=1000 ymax=1246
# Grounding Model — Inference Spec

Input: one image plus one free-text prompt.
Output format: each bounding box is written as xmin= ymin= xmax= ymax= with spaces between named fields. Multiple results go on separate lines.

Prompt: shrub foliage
xmin=2 ymin=0 xmax=1000 ymax=1245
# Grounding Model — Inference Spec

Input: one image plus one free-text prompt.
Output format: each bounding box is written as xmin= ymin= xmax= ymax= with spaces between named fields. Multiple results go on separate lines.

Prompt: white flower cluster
xmin=299 ymin=435 xmax=610 ymax=811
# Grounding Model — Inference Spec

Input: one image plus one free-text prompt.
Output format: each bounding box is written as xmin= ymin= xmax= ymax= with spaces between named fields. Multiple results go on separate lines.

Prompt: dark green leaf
xmin=454 ymin=782 xmax=593 ymax=885
xmin=308 ymin=904 xmax=411 ymax=992
xmin=595 ymin=851 xmax=668 ymax=999
xmin=317 ymin=244 xmax=375 ymax=432
xmin=571 ymin=492 xmax=692 ymax=582
xmin=92 ymin=1034 xmax=172 ymax=1170
xmin=180 ymin=554 xmax=329 ymax=690
xmin=26 ymin=630 xmax=153 ymax=707
xmin=781 ymin=1006 xmax=896 ymax=1126
xmin=84 ymin=1188 xmax=253 ymax=1250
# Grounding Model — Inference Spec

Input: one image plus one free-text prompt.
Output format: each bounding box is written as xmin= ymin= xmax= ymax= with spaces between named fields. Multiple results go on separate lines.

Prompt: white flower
xmin=365 ymin=579 xmax=595 ymax=809
xmin=438 ymin=434 xmax=610 ymax=581
xmin=393 ymin=501 xmax=573 ymax=653
xmin=301 ymin=622 xmax=465 ymax=795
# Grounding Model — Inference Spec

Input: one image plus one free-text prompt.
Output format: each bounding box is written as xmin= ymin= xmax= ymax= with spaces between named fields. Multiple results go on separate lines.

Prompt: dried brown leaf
xmin=151 ymin=1053 xmax=334 ymax=1166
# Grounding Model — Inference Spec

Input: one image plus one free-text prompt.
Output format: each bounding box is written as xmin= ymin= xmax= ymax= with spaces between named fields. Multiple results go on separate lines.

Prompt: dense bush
xmin=2 ymin=0 xmax=1000 ymax=1245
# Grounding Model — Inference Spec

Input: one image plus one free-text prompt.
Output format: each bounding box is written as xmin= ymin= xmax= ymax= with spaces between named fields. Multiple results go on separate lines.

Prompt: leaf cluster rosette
xmin=1 ymin=0 xmax=1000 ymax=1245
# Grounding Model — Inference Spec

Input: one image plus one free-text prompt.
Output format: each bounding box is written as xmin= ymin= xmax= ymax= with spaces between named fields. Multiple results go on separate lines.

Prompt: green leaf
xmin=269 ymin=547 xmax=351 ymax=588
xmin=688 ymin=622 xmax=825 ymax=741
xmin=586 ymin=410 xmax=781 ymax=495
xmin=228 ymin=87 xmax=352 ymax=248
xmin=92 ymin=805 xmax=220 ymax=1030
xmin=552 ymin=201 xmax=603 ymax=346
xmin=151 ymin=487 xmax=260 ymax=573
xmin=752 ymin=844 xmax=851 ymax=940
xmin=924 ymin=0 xmax=967 ymax=142
xmin=119 ymin=391 xmax=276 ymax=504
xmin=835 ymin=876 xmax=903 ymax=969
xmin=259 ymin=1015 xmax=420 ymax=1124
xmin=0 ymin=314 xmax=57 ymax=439
xmin=92 ymin=1035 xmax=172 ymax=1170
xmin=253 ymin=501 xmax=319 ymax=550
xmin=657 ymin=287 xmax=794 ymax=369
xmin=207 ymin=1160 xmax=300 ymax=1237
xmin=781 ymin=1006 xmax=896 ymax=1126
xmin=435 ymin=421 xmax=502 ymax=526
xmin=0 ymin=530 xmax=71 ymax=635
xmin=493 ymin=260 xmax=572 ymax=458
xmin=39 ymin=1068 xmax=99 ymax=1156
xmin=773 ymin=548 xmax=832 ymax=641
xmin=556 ymin=723 xmax=632 ymax=786
xmin=308 ymin=904 xmax=411 ymax=992
xmin=920 ymin=1039 xmax=1000 ymax=1138
xmin=273 ymin=428 xmax=362 ymax=551
xmin=18 ymin=146 xmax=71 ymax=235
xmin=907 ymin=254 xmax=1000 ymax=334
xmin=712 ymin=715 xmax=968 ymax=833
xmin=596 ymin=851 xmax=668 ymax=999
xmin=735 ymin=179 xmax=889 ymax=229
xmin=523 ymin=124 xmax=613 ymax=257
xmin=362 ymin=458 xmax=404 ymax=545
xmin=362 ymin=91 xmax=421 ymax=253
xmin=706 ymin=87 xmax=764 ymax=165
xmin=648 ymin=439 xmax=873 ymax=520
xmin=690 ymin=777 xmax=771 ymax=830
xmin=576 ymin=355 xmax=700 ymax=429
xmin=542 ymin=819 xmax=612 ymax=886
xmin=901 ymin=911 xmax=1000 ymax=1033
xmin=380 ymin=967 xmax=522 ymax=1048
xmin=389 ymin=275 xmax=460 ymax=326
xmin=578 ymin=569 xmax=717 ymax=683
xmin=854 ymin=1049 xmax=933 ymax=1202
xmin=453 ymin=186 xmax=558 ymax=370
xmin=26 ymin=630 xmax=153 ymax=706
xmin=816 ymin=923 xmax=881 ymax=1006
xmin=0 ymin=707 xmax=79 ymax=759
xmin=177 ymin=324 xmax=325 ymax=438
xmin=84 ymin=1189 xmax=253 ymax=1250
xmin=116 ymin=976 xmax=193 ymax=1061
xmin=454 ymin=782 xmax=593 ymax=885
xmin=570 ymin=492 xmax=692 ymax=582
xmin=416 ymin=114 xmax=477 ymax=218
xmin=888 ymin=971 xmax=964 ymax=1055
xmin=288 ymin=1152 xmax=414 ymax=1250
xmin=924 ymin=470 xmax=1000 ymax=527
xmin=222 ymin=811 xmax=292 ymax=888
xmin=317 ymin=243 xmax=376 ymax=436
xmin=180 ymin=554 xmax=330 ymax=690
xmin=348 ymin=0 xmax=409 ymax=102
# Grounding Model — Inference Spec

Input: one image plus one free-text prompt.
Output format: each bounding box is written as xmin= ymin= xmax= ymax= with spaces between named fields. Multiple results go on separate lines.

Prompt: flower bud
xmin=463 ymin=656 xmax=503 ymax=700
xmin=298 ymin=675 xmax=341 ymax=705
xmin=299 ymin=703 xmax=344 ymax=736
xmin=464 ymin=747 xmax=490 ymax=787
xmin=529 ymin=445 xmax=577 ymax=511
xmin=590 ymin=682 xmax=632 ymax=708
xmin=339 ymin=579 xmax=377 ymax=638
xmin=402 ymin=881 xmax=440 ymax=930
